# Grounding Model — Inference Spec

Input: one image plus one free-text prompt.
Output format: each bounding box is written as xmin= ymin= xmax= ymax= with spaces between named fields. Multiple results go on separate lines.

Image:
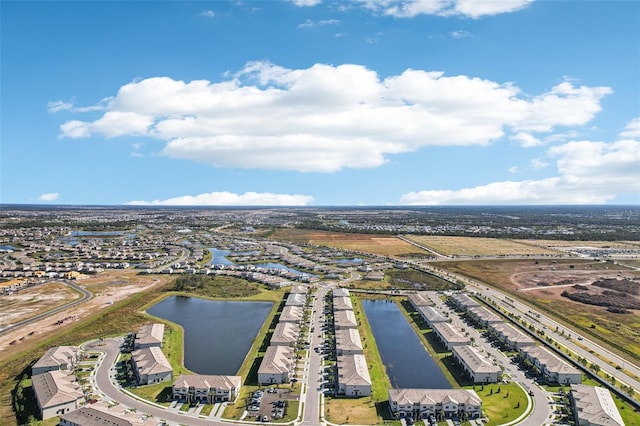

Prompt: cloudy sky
xmin=2 ymin=0 xmax=639 ymax=206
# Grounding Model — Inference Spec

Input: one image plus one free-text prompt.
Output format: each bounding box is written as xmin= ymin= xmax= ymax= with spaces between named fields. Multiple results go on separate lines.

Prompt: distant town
xmin=0 ymin=205 xmax=638 ymax=426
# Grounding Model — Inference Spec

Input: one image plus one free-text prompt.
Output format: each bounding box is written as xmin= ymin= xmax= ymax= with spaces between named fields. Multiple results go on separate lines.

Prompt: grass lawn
xmin=127 ymin=383 xmax=173 ymax=406
xmin=464 ymin=383 xmax=527 ymax=426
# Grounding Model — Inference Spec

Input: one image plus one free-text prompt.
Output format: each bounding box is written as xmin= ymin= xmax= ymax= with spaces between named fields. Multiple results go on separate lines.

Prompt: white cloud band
xmin=57 ymin=61 xmax=611 ymax=173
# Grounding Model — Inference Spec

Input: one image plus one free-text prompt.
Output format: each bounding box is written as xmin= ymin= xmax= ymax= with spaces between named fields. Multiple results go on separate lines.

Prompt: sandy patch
xmin=0 ymin=272 xmax=164 ymax=353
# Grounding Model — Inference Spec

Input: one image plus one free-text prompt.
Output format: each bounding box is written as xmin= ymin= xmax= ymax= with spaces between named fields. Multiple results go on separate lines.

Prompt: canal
xmin=147 ymin=296 xmax=272 ymax=375
xmin=362 ymin=299 xmax=451 ymax=389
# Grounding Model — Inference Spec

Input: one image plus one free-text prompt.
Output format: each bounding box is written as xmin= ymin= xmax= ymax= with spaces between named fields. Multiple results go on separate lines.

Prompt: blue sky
xmin=1 ymin=0 xmax=639 ymax=206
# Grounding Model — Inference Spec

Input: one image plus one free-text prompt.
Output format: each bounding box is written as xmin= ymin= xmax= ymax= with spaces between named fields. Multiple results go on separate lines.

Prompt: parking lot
xmin=245 ymin=387 xmax=293 ymax=422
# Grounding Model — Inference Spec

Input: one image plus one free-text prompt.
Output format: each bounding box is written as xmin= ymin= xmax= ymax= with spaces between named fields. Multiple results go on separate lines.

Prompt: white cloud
xmin=38 ymin=193 xmax=59 ymax=202
xmin=47 ymin=98 xmax=110 ymax=113
xmin=401 ymin=120 xmax=640 ymax=205
xmin=451 ymin=30 xmax=473 ymax=38
xmin=200 ymin=10 xmax=215 ymax=17
xmin=127 ymin=191 xmax=313 ymax=206
xmin=619 ymin=117 xmax=640 ymax=139
xmin=290 ymin=0 xmax=322 ymax=6
xmin=298 ymin=18 xmax=340 ymax=28
xmin=529 ymin=158 xmax=548 ymax=170
xmin=508 ymin=166 xmax=518 ymax=174
xmin=57 ymin=62 xmax=611 ymax=173
xmin=351 ymin=0 xmax=534 ymax=18
xmin=510 ymin=131 xmax=542 ymax=147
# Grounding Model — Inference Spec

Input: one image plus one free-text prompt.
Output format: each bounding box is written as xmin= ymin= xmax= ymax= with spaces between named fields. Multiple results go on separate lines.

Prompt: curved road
xmin=0 ymin=280 xmax=92 ymax=336
xmin=86 ymin=338 xmax=229 ymax=426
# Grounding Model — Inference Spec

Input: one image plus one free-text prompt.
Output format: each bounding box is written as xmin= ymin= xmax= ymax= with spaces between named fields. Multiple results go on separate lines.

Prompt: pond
xmin=362 ymin=299 xmax=451 ymax=389
xmin=208 ymin=248 xmax=235 ymax=266
xmin=147 ymin=296 xmax=272 ymax=375
xmin=252 ymin=262 xmax=315 ymax=276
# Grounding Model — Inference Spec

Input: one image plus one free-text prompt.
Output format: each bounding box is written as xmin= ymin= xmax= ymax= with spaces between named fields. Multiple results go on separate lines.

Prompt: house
xmin=388 ymin=389 xmax=482 ymax=421
xmin=172 ymin=374 xmax=241 ymax=403
xmin=431 ymin=322 xmax=470 ymax=350
xmin=520 ymin=346 xmax=582 ymax=384
xmin=59 ymin=406 xmax=133 ymax=426
xmin=364 ymin=271 xmax=384 ymax=281
xmin=335 ymin=328 xmax=364 ymax=355
xmin=32 ymin=346 xmax=79 ymax=376
xmin=570 ymin=384 xmax=624 ymax=426
xmin=131 ymin=346 xmax=173 ymax=385
xmin=333 ymin=309 xmax=358 ymax=329
xmin=336 ymin=354 xmax=372 ymax=397
xmin=289 ymin=285 xmax=308 ymax=294
xmin=466 ymin=306 xmax=503 ymax=327
xmin=417 ymin=306 xmax=447 ymax=327
xmin=407 ymin=293 xmax=432 ymax=309
xmin=32 ymin=370 xmax=84 ymax=420
xmin=449 ymin=294 xmax=480 ymax=310
xmin=59 ymin=402 xmax=159 ymax=425
xmin=285 ymin=292 xmax=306 ymax=307
xmin=134 ymin=323 xmax=164 ymax=349
xmin=258 ymin=345 xmax=295 ymax=385
xmin=490 ymin=323 xmax=536 ymax=349
xmin=332 ymin=288 xmax=350 ymax=298
xmin=270 ymin=322 xmax=300 ymax=347
xmin=451 ymin=345 xmax=501 ymax=383
xmin=279 ymin=305 xmax=304 ymax=323
xmin=332 ymin=296 xmax=353 ymax=311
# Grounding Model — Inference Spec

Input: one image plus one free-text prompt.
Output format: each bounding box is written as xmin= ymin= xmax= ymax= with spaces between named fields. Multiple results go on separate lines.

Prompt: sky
xmin=1 ymin=0 xmax=639 ymax=206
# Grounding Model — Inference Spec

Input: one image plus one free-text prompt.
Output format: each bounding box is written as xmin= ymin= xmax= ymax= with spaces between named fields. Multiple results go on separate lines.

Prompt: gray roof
xmin=59 ymin=406 xmax=133 ymax=426
xmin=32 ymin=370 xmax=83 ymax=409
xmin=389 ymin=388 xmax=482 ymax=407
xmin=571 ymin=384 xmax=624 ymax=426
xmin=258 ymin=346 xmax=294 ymax=375
xmin=172 ymin=374 xmax=241 ymax=391
xmin=32 ymin=345 xmax=77 ymax=371
xmin=131 ymin=346 xmax=172 ymax=376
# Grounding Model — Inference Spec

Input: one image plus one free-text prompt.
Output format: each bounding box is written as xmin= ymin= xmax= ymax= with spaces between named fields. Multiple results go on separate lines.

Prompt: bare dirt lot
xmin=0 ymin=271 xmax=162 ymax=357
xmin=0 ymin=282 xmax=81 ymax=327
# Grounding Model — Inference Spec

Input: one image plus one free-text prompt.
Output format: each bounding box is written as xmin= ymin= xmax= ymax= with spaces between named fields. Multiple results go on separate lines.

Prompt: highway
xmin=0 ymin=280 xmax=92 ymax=336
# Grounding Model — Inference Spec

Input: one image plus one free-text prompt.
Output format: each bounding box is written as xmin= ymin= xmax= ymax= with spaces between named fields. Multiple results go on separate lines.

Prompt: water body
xmin=231 ymin=250 xmax=261 ymax=256
xmin=147 ymin=296 xmax=272 ymax=375
xmin=252 ymin=262 xmax=315 ymax=276
xmin=0 ymin=245 xmax=15 ymax=251
xmin=333 ymin=257 xmax=363 ymax=264
xmin=70 ymin=230 xmax=125 ymax=236
xmin=362 ymin=299 xmax=451 ymax=389
xmin=208 ymin=248 xmax=235 ymax=266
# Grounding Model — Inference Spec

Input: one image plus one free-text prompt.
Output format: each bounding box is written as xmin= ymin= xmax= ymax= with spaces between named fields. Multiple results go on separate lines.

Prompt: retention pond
xmin=362 ymin=299 xmax=451 ymax=389
xmin=147 ymin=296 xmax=272 ymax=375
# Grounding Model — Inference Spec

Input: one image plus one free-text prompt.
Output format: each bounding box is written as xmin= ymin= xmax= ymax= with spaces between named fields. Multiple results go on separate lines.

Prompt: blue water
xmin=209 ymin=248 xmax=235 ymax=266
xmin=333 ymin=258 xmax=363 ymax=264
xmin=362 ymin=299 xmax=451 ymax=389
xmin=70 ymin=230 xmax=125 ymax=236
xmin=147 ymin=296 xmax=272 ymax=375
xmin=0 ymin=245 xmax=15 ymax=251
xmin=252 ymin=262 xmax=314 ymax=276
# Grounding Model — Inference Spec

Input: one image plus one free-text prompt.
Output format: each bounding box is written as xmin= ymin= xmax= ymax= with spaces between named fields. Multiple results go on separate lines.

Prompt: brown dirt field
xmin=271 ymin=229 xmax=429 ymax=257
xmin=0 ymin=282 xmax=81 ymax=327
xmin=0 ymin=271 xmax=166 ymax=360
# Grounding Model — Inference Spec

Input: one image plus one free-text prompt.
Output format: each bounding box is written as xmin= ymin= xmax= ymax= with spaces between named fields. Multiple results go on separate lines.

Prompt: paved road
xmin=86 ymin=338 xmax=230 ymax=426
xmin=0 ymin=280 xmax=92 ymax=336
xmin=299 ymin=285 xmax=330 ymax=425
